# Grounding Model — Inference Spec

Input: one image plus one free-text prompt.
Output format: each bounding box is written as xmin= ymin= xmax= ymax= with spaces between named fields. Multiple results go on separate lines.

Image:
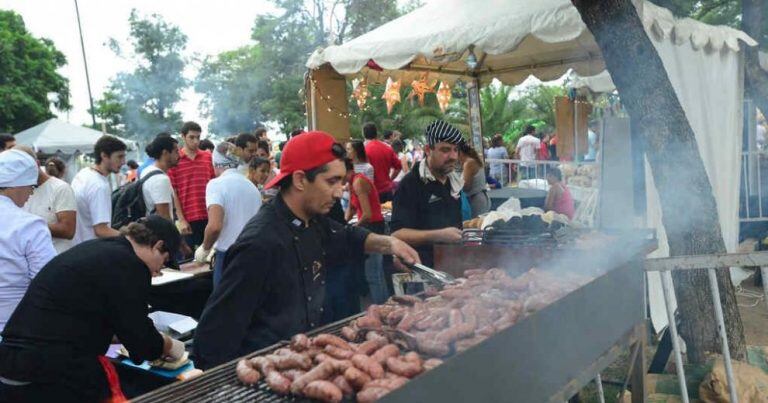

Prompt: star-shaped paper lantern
xmin=382 ymin=77 xmax=402 ymax=114
xmin=408 ymin=73 xmax=436 ymax=106
xmin=436 ymin=81 xmax=452 ymax=113
xmin=351 ymin=78 xmax=370 ymax=110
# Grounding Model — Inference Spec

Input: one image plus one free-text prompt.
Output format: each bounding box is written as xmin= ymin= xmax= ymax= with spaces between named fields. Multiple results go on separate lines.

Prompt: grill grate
xmin=132 ymin=316 xmax=361 ymax=403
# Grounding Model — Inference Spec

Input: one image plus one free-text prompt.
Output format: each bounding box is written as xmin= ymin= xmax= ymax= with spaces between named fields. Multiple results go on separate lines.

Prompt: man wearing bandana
xmin=390 ymin=120 xmax=465 ymax=268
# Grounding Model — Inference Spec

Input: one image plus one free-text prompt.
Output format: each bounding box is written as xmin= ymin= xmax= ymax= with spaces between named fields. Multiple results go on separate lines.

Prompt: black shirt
xmin=390 ymin=161 xmax=463 ymax=267
xmin=193 ymin=195 xmax=369 ymax=369
xmin=0 ymin=237 xmax=163 ymax=381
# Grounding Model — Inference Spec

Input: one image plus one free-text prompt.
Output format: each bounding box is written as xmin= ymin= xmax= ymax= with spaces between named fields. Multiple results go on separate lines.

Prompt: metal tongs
xmin=402 ymin=261 xmax=457 ymax=287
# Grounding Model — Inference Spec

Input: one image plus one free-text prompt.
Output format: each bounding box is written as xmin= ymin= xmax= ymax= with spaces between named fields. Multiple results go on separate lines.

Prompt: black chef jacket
xmin=390 ymin=161 xmax=463 ymax=267
xmin=0 ymin=237 xmax=164 ymax=400
xmin=193 ymin=195 xmax=370 ymax=370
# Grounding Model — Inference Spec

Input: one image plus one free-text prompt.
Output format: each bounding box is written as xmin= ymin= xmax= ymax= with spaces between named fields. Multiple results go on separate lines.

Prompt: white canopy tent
xmin=14 ymin=118 xmax=137 ymax=154
xmin=307 ymin=0 xmax=758 ymax=332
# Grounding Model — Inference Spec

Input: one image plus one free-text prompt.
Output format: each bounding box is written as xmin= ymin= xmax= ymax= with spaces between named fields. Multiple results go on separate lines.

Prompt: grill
xmin=134 ymin=230 xmax=654 ymax=403
xmin=132 ymin=316 xmax=360 ymax=403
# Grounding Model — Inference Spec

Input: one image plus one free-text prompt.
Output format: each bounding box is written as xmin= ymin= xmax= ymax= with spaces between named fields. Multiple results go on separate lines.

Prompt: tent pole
xmin=467 ymin=76 xmax=484 ymax=156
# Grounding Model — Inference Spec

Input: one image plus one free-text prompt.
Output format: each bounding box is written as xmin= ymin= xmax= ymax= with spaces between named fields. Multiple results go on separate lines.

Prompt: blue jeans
xmin=364 ymin=253 xmax=389 ymax=304
xmin=212 ymin=250 xmax=226 ymax=288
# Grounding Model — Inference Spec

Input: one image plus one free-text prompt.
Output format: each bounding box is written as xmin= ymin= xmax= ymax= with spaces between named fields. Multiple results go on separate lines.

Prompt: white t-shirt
xmin=71 ymin=167 xmax=113 ymax=245
xmin=354 ymin=163 xmax=375 ymax=181
xmin=140 ymin=165 xmax=174 ymax=218
xmin=516 ymin=135 xmax=541 ymax=165
xmin=206 ymin=169 xmax=262 ymax=252
xmin=486 ymin=146 xmax=509 ymax=177
xmin=24 ymin=177 xmax=77 ymax=253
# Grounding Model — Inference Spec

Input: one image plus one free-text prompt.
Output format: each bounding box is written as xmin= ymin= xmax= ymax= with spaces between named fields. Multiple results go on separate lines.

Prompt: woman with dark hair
xmin=459 ymin=143 xmax=490 ymax=217
xmin=391 ymin=139 xmax=411 ymax=186
xmin=345 ymin=140 xmax=374 ymax=180
xmin=44 ymin=157 xmax=66 ymax=180
xmin=544 ymin=167 xmax=575 ymax=220
xmin=0 ymin=215 xmax=186 ymax=402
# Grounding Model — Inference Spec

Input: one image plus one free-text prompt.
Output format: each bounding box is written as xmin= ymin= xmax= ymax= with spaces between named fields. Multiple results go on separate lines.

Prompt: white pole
xmin=595 ymin=374 xmax=605 ymax=403
xmin=660 ymin=271 xmax=690 ymax=403
xmin=761 ymin=267 xmax=768 ymax=314
xmin=706 ymin=268 xmax=739 ymax=403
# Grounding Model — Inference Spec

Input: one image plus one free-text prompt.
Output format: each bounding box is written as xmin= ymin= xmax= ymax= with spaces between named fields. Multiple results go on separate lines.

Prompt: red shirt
xmin=167 ymin=148 xmax=214 ymax=222
xmin=364 ymin=139 xmax=402 ymax=194
xmin=350 ymin=173 xmax=384 ymax=224
xmin=538 ymin=141 xmax=550 ymax=160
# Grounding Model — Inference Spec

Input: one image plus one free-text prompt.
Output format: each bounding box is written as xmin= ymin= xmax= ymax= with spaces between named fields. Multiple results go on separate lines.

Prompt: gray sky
xmin=1 ymin=0 xmax=277 ymax=134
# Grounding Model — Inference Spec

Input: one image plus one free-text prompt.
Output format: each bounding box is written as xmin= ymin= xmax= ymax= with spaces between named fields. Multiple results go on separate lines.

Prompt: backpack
xmin=111 ymin=170 xmax=164 ymax=229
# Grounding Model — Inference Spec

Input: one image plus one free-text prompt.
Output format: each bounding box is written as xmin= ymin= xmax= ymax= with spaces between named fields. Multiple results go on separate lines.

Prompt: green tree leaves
xmin=0 ymin=10 xmax=70 ymax=133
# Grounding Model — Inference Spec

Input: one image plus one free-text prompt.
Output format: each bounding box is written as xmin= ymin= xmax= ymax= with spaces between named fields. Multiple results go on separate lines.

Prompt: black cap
xmin=139 ymin=215 xmax=181 ymax=270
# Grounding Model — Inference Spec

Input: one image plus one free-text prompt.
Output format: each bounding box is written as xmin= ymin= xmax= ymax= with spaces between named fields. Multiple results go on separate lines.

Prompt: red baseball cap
xmin=265 ymin=131 xmax=342 ymax=189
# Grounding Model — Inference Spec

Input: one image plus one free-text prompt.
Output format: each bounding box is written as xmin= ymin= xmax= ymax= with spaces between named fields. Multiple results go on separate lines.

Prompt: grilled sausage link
xmin=236 ymin=359 xmax=261 ymax=385
xmin=351 ymin=354 xmax=385 ymax=379
xmin=341 ymin=326 xmax=361 ymax=342
xmin=343 ymin=366 xmax=372 ymax=390
xmin=303 ymin=380 xmax=343 ymax=403
xmin=324 ymin=344 xmax=355 ymax=360
xmin=265 ymin=371 xmax=292 ymax=394
xmin=249 ymin=356 xmax=275 ymax=375
xmin=313 ymin=334 xmax=353 ymax=351
xmin=357 ymin=386 xmax=391 ymax=403
xmin=290 ymin=333 xmax=312 ymax=352
xmin=385 ymin=357 xmax=423 ymax=378
xmin=290 ymin=361 xmax=337 ymax=394
xmin=269 ymin=352 xmax=312 ymax=370
xmin=332 ymin=374 xmax=354 ymax=396
xmin=356 ymin=337 xmax=388 ymax=356
xmin=370 ymin=344 xmax=400 ymax=364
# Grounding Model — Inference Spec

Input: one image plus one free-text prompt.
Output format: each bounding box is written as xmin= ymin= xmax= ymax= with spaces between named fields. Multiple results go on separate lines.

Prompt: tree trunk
xmin=743 ymin=0 xmax=768 ymax=117
xmin=572 ymin=0 xmax=747 ymax=363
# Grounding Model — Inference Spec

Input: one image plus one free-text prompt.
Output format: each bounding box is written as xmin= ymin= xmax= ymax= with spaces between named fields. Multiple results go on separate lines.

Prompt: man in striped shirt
xmin=168 ymin=121 xmax=215 ymax=249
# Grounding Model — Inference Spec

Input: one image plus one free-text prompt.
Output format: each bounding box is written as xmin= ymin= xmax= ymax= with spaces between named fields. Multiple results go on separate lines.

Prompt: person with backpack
xmin=140 ymin=135 xmax=180 ymax=221
xmin=72 ymin=136 xmax=126 ymax=245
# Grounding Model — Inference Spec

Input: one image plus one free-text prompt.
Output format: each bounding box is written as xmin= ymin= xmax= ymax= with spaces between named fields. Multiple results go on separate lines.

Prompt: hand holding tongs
xmin=402 ymin=261 xmax=457 ymax=287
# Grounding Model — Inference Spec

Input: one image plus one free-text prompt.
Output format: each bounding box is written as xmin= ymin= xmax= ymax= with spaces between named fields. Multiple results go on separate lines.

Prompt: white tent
xmin=307 ymin=0 xmax=755 ymax=85
xmin=14 ymin=118 xmax=137 ymax=155
xmin=307 ymin=0 xmax=759 ymax=332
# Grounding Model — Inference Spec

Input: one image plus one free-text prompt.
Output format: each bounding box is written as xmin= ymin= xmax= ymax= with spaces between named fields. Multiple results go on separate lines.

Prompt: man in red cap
xmin=193 ymin=131 xmax=420 ymax=370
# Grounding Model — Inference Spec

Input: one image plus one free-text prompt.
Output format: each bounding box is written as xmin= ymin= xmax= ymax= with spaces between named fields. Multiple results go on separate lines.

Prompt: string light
xmin=305 ymin=74 xmax=352 ymax=119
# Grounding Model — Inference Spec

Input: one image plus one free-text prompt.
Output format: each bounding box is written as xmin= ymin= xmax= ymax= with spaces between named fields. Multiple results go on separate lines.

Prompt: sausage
xmin=269 ymin=353 xmax=312 ymax=370
xmin=396 ymin=310 xmax=428 ymax=332
xmin=448 ymin=309 xmax=464 ymax=326
xmin=385 ymin=308 xmax=406 ymax=326
xmin=343 ymin=366 xmax=372 ymax=390
xmin=355 ymin=314 xmax=383 ymax=329
xmin=303 ymin=380 xmax=343 ymax=403
xmin=249 ymin=356 xmax=275 ymax=375
xmin=390 ymin=294 xmax=422 ymax=306
xmin=351 ymin=354 xmax=385 ymax=379
xmin=364 ymin=376 xmax=409 ymax=390
xmin=324 ymin=344 xmax=355 ymax=360
xmin=365 ymin=331 xmax=387 ymax=342
xmin=313 ymin=334 xmax=353 ymax=351
xmin=385 ymin=357 xmax=423 ymax=378
xmin=415 ymin=333 xmax=451 ymax=357
xmin=423 ymin=358 xmax=444 ymax=371
xmin=370 ymin=344 xmax=400 ymax=364
xmin=291 ymin=333 xmax=312 ymax=351
xmin=402 ymin=351 xmax=422 ymax=365
xmin=236 ymin=359 xmax=261 ymax=384
xmin=265 ymin=370 xmax=292 ymax=394
xmin=341 ymin=326 xmax=361 ymax=342
xmin=463 ymin=268 xmax=486 ymax=277
xmin=332 ymin=374 xmax=354 ymax=396
xmin=435 ymin=323 xmax=475 ymax=344
xmin=281 ymin=369 xmax=306 ymax=381
xmin=356 ymin=337 xmax=388 ymax=356
xmin=273 ymin=348 xmax=293 ymax=356
xmin=290 ymin=361 xmax=337 ymax=394
xmin=438 ymin=288 xmax=473 ymax=300
xmin=357 ymin=387 xmax=391 ymax=403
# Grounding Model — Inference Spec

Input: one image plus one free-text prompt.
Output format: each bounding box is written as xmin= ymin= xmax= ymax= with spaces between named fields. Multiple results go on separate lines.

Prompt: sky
xmin=1 ymin=0 xmax=278 ymax=134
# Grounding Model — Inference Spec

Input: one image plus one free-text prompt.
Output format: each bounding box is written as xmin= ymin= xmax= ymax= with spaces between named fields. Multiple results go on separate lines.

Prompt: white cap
xmin=0 ymin=149 xmax=38 ymax=187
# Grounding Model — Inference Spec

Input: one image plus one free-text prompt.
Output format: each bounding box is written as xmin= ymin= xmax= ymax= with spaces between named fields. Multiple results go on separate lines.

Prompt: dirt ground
xmin=576 ymin=270 xmax=768 ymax=403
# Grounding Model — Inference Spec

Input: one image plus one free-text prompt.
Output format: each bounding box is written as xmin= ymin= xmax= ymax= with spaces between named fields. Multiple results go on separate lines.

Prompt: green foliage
xmin=98 ymin=9 xmax=189 ymax=141
xmin=0 ymin=10 xmax=71 ymax=133
xmin=88 ymin=89 xmax=124 ymax=134
xmin=195 ymin=45 xmax=265 ymax=135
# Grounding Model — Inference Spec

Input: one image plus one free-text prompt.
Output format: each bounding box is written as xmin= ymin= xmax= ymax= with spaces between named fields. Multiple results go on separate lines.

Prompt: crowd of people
xmin=0 ymin=118 xmax=581 ymax=401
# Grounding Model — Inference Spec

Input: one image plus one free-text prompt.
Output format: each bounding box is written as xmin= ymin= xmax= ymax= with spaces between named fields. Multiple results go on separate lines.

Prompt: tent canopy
xmin=307 ymin=0 xmax=756 ymax=86
xmin=14 ymin=118 xmax=137 ymax=155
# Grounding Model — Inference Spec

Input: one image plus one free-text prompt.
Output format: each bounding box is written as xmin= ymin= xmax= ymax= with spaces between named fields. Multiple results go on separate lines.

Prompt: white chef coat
xmin=0 ymin=195 xmax=56 ymax=331
xmin=205 ymin=169 xmax=262 ymax=252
